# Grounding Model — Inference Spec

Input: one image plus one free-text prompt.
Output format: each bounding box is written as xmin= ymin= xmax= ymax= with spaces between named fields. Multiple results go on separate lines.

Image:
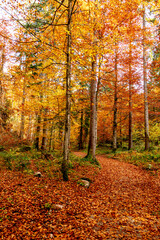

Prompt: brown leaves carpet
xmin=0 ymin=152 xmax=160 ymax=239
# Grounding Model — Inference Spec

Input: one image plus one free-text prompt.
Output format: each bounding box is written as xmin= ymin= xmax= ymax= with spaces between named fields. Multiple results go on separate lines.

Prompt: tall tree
xmin=112 ymin=42 xmax=118 ymax=150
xmin=0 ymin=37 xmax=5 ymax=131
xmin=41 ymin=108 xmax=48 ymax=150
xmin=87 ymin=57 xmax=97 ymax=161
xmin=143 ymin=6 xmax=150 ymax=150
xmin=78 ymin=109 xmax=84 ymax=150
xmin=86 ymin=0 xmax=102 ymax=161
xmin=19 ymin=55 xmax=26 ymax=139
xmin=62 ymin=0 xmax=76 ymax=181
xmin=128 ymin=26 xmax=133 ymax=150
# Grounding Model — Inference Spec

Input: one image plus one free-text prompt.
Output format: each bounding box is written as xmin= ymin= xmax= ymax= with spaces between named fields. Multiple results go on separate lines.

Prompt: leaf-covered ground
xmin=0 ymin=151 xmax=160 ymax=239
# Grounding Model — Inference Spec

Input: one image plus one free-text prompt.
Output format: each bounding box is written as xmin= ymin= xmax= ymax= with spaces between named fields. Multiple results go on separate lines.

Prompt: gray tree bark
xmin=113 ymin=43 xmax=118 ymax=150
xmin=49 ymin=121 xmax=54 ymax=151
xmin=87 ymin=59 xmax=97 ymax=161
xmin=78 ymin=109 xmax=84 ymax=150
xmin=34 ymin=94 xmax=43 ymax=150
xmin=27 ymin=115 xmax=32 ymax=140
xmin=143 ymin=7 xmax=150 ymax=150
xmin=0 ymin=37 xmax=5 ymax=132
xmin=62 ymin=0 xmax=73 ymax=181
xmin=41 ymin=108 xmax=48 ymax=150
xmin=20 ymin=78 xmax=25 ymax=139
xmin=128 ymin=39 xmax=133 ymax=150
xmin=34 ymin=113 xmax=41 ymax=150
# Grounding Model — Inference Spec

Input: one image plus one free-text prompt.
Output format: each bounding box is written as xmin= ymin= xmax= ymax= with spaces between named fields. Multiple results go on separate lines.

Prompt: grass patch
xmin=82 ymin=155 xmax=100 ymax=167
xmin=0 ymin=146 xmax=5 ymax=152
xmin=0 ymin=150 xmax=31 ymax=171
xmin=96 ymin=147 xmax=113 ymax=155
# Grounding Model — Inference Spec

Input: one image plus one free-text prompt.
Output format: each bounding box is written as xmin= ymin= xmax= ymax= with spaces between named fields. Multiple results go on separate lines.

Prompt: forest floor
xmin=0 ymin=149 xmax=160 ymax=239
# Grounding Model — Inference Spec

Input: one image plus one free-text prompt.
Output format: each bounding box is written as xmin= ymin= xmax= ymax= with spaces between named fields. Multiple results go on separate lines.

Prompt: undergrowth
xmin=0 ymin=146 xmax=99 ymax=179
xmin=96 ymin=144 xmax=160 ymax=173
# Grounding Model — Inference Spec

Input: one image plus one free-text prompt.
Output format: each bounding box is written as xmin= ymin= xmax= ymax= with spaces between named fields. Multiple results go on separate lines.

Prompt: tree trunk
xmin=84 ymin=107 xmax=90 ymax=147
xmin=95 ymin=56 xmax=102 ymax=147
xmin=0 ymin=38 xmax=5 ymax=132
xmin=34 ymin=113 xmax=41 ymax=150
xmin=87 ymin=59 xmax=97 ymax=161
xmin=120 ymin=112 xmax=123 ymax=148
xmin=128 ymin=39 xmax=133 ymax=150
xmin=41 ymin=108 xmax=48 ymax=150
xmin=143 ymin=7 xmax=150 ymax=150
xmin=49 ymin=121 xmax=54 ymax=151
xmin=20 ymin=78 xmax=25 ymax=139
xmin=78 ymin=109 xmax=83 ymax=150
xmin=113 ymin=43 xmax=118 ymax=150
xmin=62 ymin=0 xmax=72 ymax=181
xmin=27 ymin=115 xmax=32 ymax=140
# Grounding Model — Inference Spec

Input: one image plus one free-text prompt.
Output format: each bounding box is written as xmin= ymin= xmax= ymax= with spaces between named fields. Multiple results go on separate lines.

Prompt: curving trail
xmin=73 ymin=152 xmax=160 ymax=239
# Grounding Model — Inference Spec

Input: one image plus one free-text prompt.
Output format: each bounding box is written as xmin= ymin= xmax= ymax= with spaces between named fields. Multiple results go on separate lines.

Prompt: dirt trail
xmin=74 ymin=152 xmax=160 ymax=239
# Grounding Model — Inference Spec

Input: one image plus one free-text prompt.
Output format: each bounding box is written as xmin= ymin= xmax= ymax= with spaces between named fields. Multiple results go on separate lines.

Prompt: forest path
xmin=73 ymin=151 xmax=160 ymax=239
xmin=1 ymin=151 xmax=160 ymax=239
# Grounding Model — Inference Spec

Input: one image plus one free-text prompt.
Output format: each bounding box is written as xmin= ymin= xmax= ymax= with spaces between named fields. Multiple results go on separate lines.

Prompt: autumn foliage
xmin=0 ymin=151 xmax=160 ymax=239
xmin=0 ymin=0 xmax=159 ymax=150
xmin=0 ymin=0 xmax=160 ymax=238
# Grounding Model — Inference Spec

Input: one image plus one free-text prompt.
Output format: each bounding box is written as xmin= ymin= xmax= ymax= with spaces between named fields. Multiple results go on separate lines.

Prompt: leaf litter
xmin=0 ymin=151 xmax=160 ymax=239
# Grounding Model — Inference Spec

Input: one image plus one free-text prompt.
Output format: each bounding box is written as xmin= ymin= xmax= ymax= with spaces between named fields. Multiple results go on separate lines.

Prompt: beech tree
xmin=143 ymin=6 xmax=150 ymax=150
xmin=112 ymin=42 xmax=118 ymax=150
xmin=0 ymin=19 xmax=10 ymax=132
xmin=0 ymin=36 xmax=5 ymax=131
xmin=62 ymin=0 xmax=73 ymax=181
